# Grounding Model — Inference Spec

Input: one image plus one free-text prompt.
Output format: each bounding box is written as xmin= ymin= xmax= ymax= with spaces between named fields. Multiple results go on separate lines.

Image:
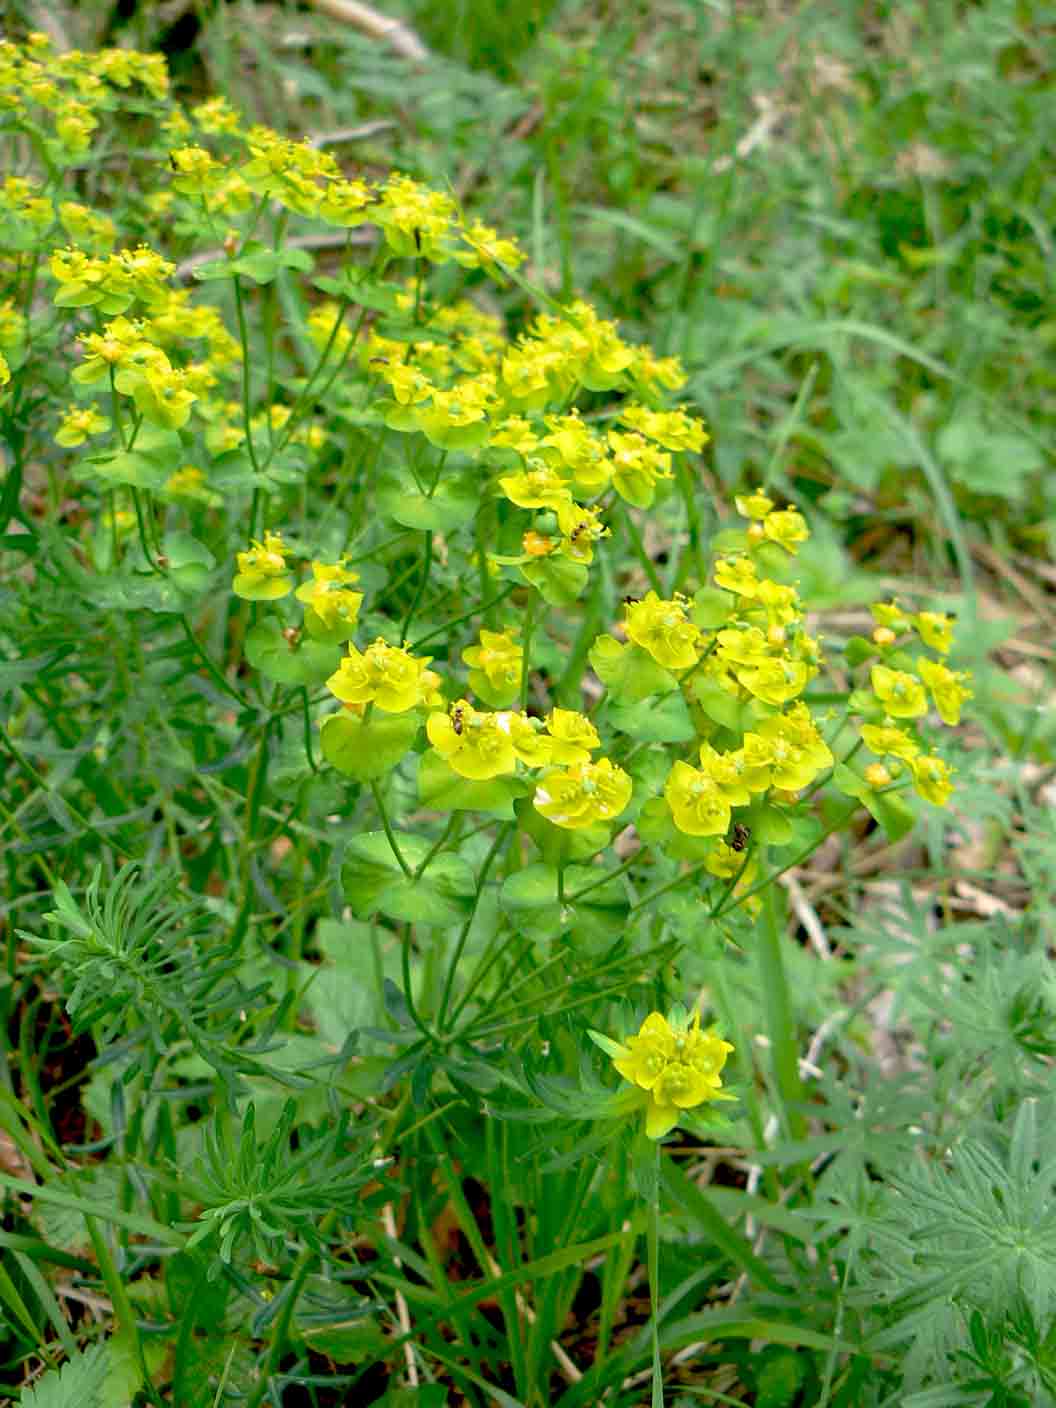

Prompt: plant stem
xmin=370 ymin=780 xmax=413 ymax=879
xmin=756 ymin=859 xmax=806 ymax=1142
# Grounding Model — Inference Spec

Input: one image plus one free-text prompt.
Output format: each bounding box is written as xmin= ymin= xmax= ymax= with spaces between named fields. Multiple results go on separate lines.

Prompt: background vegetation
xmin=1 ymin=1 xmax=1054 ymax=1405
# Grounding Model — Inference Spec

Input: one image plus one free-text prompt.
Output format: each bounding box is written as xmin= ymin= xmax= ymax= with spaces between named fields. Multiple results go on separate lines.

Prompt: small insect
xmin=728 ymin=823 xmax=751 ymax=853
xmin=451 ymin=704 xmax=465 ymax=736
xmin=413 ymin=226 xmax=422 ymax=252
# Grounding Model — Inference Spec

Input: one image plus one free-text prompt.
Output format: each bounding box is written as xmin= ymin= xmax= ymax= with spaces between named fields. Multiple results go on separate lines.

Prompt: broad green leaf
xmin=588 ymin=636 xmax=675 ymax=704
xmin=416 ymin=751 xmax=528 ymax=818
xmin=342 ymin=831 xmax=476 ymax=926
xmin=320 ymin=712 xmax=419 ymax=781
xmin=520 ymin=555 xmax=588 ymax=606
xmin=377 ymin=475 xmax=478 ymax=532
xmin=245 ymin=619 xmax=341 ymax=686
xmin=500 ymin=862 xmax=629 ymax=943
xmin=608 ymin=692 xmax=694 ymax=743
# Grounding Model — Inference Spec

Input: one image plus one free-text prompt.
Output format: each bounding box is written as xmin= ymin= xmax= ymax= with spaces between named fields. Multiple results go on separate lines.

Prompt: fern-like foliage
xmin=858 ymin=1099 xmax=1056 ymax=1397
xmin=18 ymin=1342 xmax=107 ymax=1408
xmin=183 ymin=1099 xmax=382 ymax=1268
xmin=20 ymin=863 xmax=290 ymax=1090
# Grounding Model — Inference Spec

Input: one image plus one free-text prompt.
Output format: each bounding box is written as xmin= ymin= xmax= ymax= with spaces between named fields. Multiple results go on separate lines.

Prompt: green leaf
xmin=416 ymin=751 xmax=528 ymax=818
xmin=690 ymin=673 xmax=745 ymax=731
xmin=18 ymin=1343 xmax=108 ymax=1408
xmin=588 ymin=636 xmax=676 ymax=704
xmin=195 ymin=242 xmax=314 ymax=286
xmin=745 ymin=803 xmax=793 ymax=846
xmin=245 ymin=620 xmax=342 ymax=686
xmin=303 ymin=919 xmax=385 ymax=1048
xmin=500 ymin=862 xmax=629 ymax=943
xmin=520 ymin=555 xmax=588 ymax=606
xmin=377 ymin=476 xmax=478 ymax=533
xmin=342 ymin=832 xmax=476 ymax=927
xmin=313 ymin=269 xmax=405 ymax=314
xmin=661 ymin=1160 xmax=784 ymax=1293
xmin=159 ymin=531 xmax=215 ymax=596
xmin=320 ymin=712 xmax=420 ymax=781
xmin=832 ymin=764 xmax=914 ymax=841
xmin=690 ymin=586 xmax=733 ymax=628
xmin=79 ymin=431 xmax=184 ymax=490
xmin=608 ymin=692 xmax=694 ymax=743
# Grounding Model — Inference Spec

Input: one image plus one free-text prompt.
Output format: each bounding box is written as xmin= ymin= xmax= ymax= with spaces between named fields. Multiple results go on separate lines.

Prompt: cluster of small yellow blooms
xmin=856 ymin=601 xmax=971 ymax=806
xmin=594 ymin=1009 xmax=734 ymax=1139
xmin=0 ymin=34 xmax=168 ymax=165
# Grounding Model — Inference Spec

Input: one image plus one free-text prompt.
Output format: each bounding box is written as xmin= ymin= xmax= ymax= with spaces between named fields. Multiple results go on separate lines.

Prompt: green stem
xmin=232 ymin=274 xmax=263 ymax=483
xmin=244 ymin=1212 xmax=337 ymax=1408
xmin=179 ymin=615 xmax=247 ymax=707
xmin=400 ymin=529 xmax=432 ymax=641
xmin=623 ymin=507 xmax=664 ymax=595
xmin=756 ymin=860 xmax=806 ymax=1142
xmin=520 ymin=589 xmax=539 ymax=712
xmin=648 ymin=1140 xmax=664 ymax=1408
xmin=85 ymin=1215 xmax=163 ymax=1407
xmin=370 ymin=780 xmax=413 ymax=879
xmin=437 ymin=823 xmax=511 ymax=1033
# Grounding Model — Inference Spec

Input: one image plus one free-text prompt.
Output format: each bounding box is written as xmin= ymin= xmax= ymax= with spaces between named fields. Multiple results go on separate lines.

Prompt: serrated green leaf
xmin=18 ymin=1343 xmax=108 ymax=1407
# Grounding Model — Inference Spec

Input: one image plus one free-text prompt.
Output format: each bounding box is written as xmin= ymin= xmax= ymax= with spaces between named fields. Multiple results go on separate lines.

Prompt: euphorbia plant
xmin=0 ymin=30 xmax=973 ymax=1404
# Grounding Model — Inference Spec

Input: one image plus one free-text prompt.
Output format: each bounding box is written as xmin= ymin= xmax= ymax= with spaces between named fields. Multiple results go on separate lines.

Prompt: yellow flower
xmin=664 ymin=760 xmax=732 ymax=837
xmin=131 ymin=365 xmax=197 ymax=429
xmin=910 ymin=754 xmax=954 ymax=806
xmin=317 ymin=178 xmax=373 ymax=227
xmin=454 ymin=220 xmax=524 ymax=272
xmin=0 ymin=352 xmax=9 ymax=388
xmin=374 ymin=173 xmax=456 ymax=260
xmin=917 ymin=658 xmax=972 ymax=727
xmin=870 ymin=665 xmax=927 ymax=720
xmin=609 ymin=1009 xmax=733 ymax=1139
xmin=735 ymin=492 xmax=774 ymax=521
xmin=750 ymin=703 xmax=834 ymax=791
xmin=556 ymin=501 xmax=609 ymax=565
xmin=295 ymin=560 xmax=364 ymax=641
xmin=233 ymin=531 xmax=293 ymax=601
xmin=914 ymin=611 xmax=954 ymax=654
xmin=631 ymin=347 xmax=687 ymax=395
xmin=871 ymin=601 xmax=910 ymax=631
xmin=713 ymin=555 xmax=759 ymax=598
xmin=620 ymin=403 xmax=708 ymax=453
xmin=860 ymin=723 xmax=920 ymax=761
xmin=533 ymin=758 xmax=632 ymax=829
xmin=624 ymin=591 xmax=701 ymax=671
xmin=489 ymin=415 xmax=539 ymax=456
xmin=327 ymin=639 xmax=431 ymax=714
xmin=864 ymin=762 xmax=893 ymax=788
xmin=762 ymin=509 xmax=809 ymax=553
xmin=541 ymin=411 xmax=611 ymax=493
xmin=498 ymin=461 xmax=571 ymax=511
xmin=735 ymin=656 xmax=810 ymax=706
xmin=55 ymin=404 xmax=109 ymax=447
xmin=168 ymin=144 xmax=223 ymax=196
xmin=505 ymin=713 xmax=552 ymax=767
xmin=463 ymin=628 xmax=523 ymax=696
xmin=545 ymin=709 xmax=600 ymax=765
xmin=607 ymin=429 xmax=672 ymax=508
xmin=697 ymin=743 xmax=760 ymax=805
xmin=426 ymin=701 xmax=517 ymax=780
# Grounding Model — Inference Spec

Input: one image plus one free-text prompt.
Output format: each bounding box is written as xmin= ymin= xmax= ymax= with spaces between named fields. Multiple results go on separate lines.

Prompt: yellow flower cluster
xmin=605 ymin=1009 xmax=733 ymax=1139
xmin=0 ymin=35 xmax=167 ymax=162
xmin=424 ymin=700 xmax=631 ymax=829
